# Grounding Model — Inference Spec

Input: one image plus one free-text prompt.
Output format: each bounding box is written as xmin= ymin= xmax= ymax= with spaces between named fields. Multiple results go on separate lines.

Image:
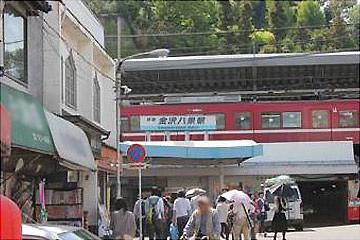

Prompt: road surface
xmin=259 ymin=224 xmax=360 ymax=240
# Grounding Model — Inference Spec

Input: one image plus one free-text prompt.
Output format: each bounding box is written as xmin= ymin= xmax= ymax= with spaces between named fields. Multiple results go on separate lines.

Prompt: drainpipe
xmin=0 ymin=0 xmax=3 ymax=191
xmin=0 ymin=0 xmax=4 ymax=78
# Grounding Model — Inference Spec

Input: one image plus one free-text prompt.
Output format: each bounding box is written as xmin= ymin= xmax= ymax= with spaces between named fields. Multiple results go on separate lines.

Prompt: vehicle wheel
xmin=294 ymin=224 xmax=303 ymax=231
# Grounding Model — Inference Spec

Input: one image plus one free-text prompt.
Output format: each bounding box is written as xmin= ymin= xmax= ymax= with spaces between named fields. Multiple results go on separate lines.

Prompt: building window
xmin=261 ymin=112 xmax=281 ymax=128
xmin=339 ymin=110 xmax=359 ymax=127
xmin=93 ymin=73 xmax=101 ymax=123
xmin=235 ymin=112 xmax=251 ymax=129
xmin=215 ymin=113 xmax=225 ymax=130
xmin=65 ymin=51 xmax=77 ymax=109
xmin=4 ymin=5 xmax=26 ymax=83
xmin=121 ymin=117 xmax=129 ymax=132
xmin=312 ymin=110 xmax=329 ymax=128
xmin=130 ymin=116 xmax=140 ymax=131
xmin=282 ymin=112 xmax=302 ymax=128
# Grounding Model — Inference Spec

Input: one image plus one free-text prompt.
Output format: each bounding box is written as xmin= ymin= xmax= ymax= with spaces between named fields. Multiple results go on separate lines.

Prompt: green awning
xmin=0 ymin=83 xmax=55 ymax=154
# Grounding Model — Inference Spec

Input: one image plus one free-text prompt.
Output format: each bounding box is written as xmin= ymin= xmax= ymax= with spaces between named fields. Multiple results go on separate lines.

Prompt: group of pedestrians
xmin=109 ymin=188 xmax=288 ymax=240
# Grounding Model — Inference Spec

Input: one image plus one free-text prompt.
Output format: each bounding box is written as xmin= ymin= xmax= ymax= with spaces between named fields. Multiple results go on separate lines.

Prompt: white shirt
xmin=173 ymin=197 xmax=191 ymax=218
xmin=216 ymin=202 xmax=229 ymax=223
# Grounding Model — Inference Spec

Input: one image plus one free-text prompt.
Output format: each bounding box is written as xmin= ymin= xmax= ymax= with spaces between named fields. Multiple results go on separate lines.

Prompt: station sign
xmin=140 ymin=115 xmax=217 ymax=131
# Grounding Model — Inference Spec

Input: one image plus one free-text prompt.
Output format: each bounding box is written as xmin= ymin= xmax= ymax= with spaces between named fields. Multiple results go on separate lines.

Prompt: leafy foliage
xmin=84 ymin=0 xmax=360 ymax=57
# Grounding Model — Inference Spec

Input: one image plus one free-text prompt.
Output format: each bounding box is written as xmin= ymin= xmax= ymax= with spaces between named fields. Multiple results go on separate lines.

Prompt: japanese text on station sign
xmin=140 ymin=115 xmax=217 ymax=131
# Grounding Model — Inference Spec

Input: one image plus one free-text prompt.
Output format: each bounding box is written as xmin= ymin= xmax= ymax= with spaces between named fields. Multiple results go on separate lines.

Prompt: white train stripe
xmin=122 ymin=128 xmax=360 ymax=137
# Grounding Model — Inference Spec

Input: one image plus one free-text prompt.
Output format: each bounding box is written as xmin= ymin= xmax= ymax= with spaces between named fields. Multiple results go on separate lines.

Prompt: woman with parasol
xmin=272 ymin=196 xmax=287 ymax=240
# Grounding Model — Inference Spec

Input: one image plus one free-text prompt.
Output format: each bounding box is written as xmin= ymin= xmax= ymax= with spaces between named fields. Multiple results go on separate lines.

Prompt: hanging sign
xmin=140 ymin=115 xmax=217 ymax=131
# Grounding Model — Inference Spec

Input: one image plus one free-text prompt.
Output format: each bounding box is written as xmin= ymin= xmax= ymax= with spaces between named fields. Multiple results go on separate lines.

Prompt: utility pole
xmin=117 ymin=16 xmax=122 ymax=59
xmin=115 ymin=68 xmax=122 ymax=198
xmin=114 ymin=49 xmax=169 ymax=198
xmin=252 ymin=41 xmax=257 ymax=92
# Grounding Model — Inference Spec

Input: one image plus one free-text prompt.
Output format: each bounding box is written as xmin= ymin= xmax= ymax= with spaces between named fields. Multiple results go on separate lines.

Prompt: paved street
xmin=258 ymin=224 xmax=360 ymax=240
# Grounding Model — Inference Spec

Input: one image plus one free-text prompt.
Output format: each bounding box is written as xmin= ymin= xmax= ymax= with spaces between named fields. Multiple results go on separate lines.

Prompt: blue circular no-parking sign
xmin=127 ymin=144 xmax=146 ymax=163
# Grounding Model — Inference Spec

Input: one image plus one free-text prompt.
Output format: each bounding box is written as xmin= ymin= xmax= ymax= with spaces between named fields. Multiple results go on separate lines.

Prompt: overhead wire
xmin=33 ymin=3 xmax=359 ymax=97
xmin=105 ymin=23 xmax=358 ymax=38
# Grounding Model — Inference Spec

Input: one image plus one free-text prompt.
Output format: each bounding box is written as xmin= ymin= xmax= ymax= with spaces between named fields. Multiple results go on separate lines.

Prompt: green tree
xmin=297 ymin=1 xmax=325 ymax=27
xmin=328 ymin=0 xmax=355 ymax=49
xmin=349 ymin=4 xmax=360 ymax=48
xmin=267 ymin=1 xmax=295 ymax=51
xmin=150 ymin=1 xmax=221 ymax=55
xmin=252 ymin=0 xmax=266 ymax=29
xmin=295 ymin=0 xmax=326 ymax=51
xmin=218 ymin=1 xmax=254 ymax=54
xmin=83 ymin=0 xmax=359 ymax=56
xmin=251 ymin=30 xmax=276 ymax=53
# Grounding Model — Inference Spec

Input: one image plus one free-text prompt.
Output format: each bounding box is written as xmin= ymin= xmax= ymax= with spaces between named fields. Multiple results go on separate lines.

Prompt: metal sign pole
xmin=138 ymin=166 xmax=143 ymax=240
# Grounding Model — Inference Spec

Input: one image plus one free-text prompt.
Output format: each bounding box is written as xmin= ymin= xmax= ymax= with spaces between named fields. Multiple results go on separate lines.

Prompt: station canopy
xmin=119 ymin=140 xmax=263 ymax=166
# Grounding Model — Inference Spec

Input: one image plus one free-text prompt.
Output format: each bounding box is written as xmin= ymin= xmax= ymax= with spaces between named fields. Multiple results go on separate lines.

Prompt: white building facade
xmin=43 ymin=0 xmax=116 ymax=230
xmin=1 ymin=0 xmax=115 ymax=231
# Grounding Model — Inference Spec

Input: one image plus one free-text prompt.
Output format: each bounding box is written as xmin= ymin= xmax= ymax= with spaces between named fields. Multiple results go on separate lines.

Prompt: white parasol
xmin=185 ymin=188 xmax=206 ymax=198
xmin=221 ymin=190 xmax=252 ymax=208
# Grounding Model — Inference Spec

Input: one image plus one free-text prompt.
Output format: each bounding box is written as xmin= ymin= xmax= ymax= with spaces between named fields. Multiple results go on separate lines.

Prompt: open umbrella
xmin=185 ymin=188 xmax=206 ymax=198
xmin=265 ymin=175 xmax=294 ymax=187
xmin=269 ymin=183 xmax=295 ymax=198
xmin=221 ymin=190 xmax=252 ymax=208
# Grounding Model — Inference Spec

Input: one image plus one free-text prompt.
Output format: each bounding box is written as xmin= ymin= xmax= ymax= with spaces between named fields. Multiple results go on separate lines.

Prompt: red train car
xmin=121 ymin=100 xmax=360 ymax=144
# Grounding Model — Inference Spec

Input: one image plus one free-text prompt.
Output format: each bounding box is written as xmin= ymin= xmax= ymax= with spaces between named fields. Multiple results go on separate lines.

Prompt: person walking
xmin=216 ymin=196 xmax=229 ymax=240
xmin=110 ymin=198 xmax=136 ymax=240
xmin=163 ymin=195 xmax=173 ymax=239
xmin=183 ymin=196 xmax=221 ymax=240
xmin=249 ymin=193 xmax=258 ymax=240
xmin=272 ymin=196 xmax=287 ymax=240
xmin=231 ymin=202 xmax=253 ymax=240
xmin=133 ymin=195 xmax=147 ymax=239
xmin=173 ymin=191 xmax=192 ymax=238
xmin=256 ymin=192 xmax=268 ymax=238
xmin=146 ymin=189 xmax=165 ymax=240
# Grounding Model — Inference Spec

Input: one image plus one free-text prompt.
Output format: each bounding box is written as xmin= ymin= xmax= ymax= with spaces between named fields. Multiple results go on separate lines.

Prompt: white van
xmin=264 ymin=183 xmax=304 ymax=231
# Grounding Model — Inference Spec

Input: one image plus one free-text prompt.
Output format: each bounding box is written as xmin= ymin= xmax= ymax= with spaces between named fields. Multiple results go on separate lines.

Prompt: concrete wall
xmin=80 ymin=170 xmax=98 ymax=226
xmin=62 ymin=0 xmax=104 ymax=47
xmin=43 ymin=2 xmax=61 ymax=113
xmin=42 ymin=0 xmax=116 ymax=148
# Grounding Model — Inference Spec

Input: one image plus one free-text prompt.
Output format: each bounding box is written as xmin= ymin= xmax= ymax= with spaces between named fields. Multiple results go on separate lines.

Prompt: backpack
xmin=147 ymin=196 xmax=160 ymax=224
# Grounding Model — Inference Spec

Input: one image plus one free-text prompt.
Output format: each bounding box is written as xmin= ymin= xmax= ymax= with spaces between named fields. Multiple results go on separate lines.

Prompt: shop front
xmin=45 ymin=112 xmax=97 ymax=229
xmin=97 ymin=145 xmax=117 ymax=211
xmin=0 ymin=83 xmax=98 ymax=228
xmin=1 ymin=83 xmax=57 ymax=219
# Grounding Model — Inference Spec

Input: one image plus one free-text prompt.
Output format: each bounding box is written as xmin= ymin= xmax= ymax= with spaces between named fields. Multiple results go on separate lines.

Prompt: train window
xmin=261 ymin=112 xmax=281 ymax=128
xmin=130 ymin=115 xmax=141 ymax=131
xmin=120 ymin=117 xmax=129 ymax=132
xmin=235 ymin=112 xmax=251 ymax=129
xmin=339 ymin=110 xmax=359 ymax=127
xmin=312 ymin=110 xmax=329 ymax=128
xmin=216 ymin=113 xmax=225 ymax=130
xmin=282 ymin=112 xmax=302 ymax=128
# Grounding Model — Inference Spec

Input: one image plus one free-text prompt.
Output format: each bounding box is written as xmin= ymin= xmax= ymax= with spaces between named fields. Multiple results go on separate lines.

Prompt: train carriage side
xmin=121 ymin=100 xmax=360 ymax=144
